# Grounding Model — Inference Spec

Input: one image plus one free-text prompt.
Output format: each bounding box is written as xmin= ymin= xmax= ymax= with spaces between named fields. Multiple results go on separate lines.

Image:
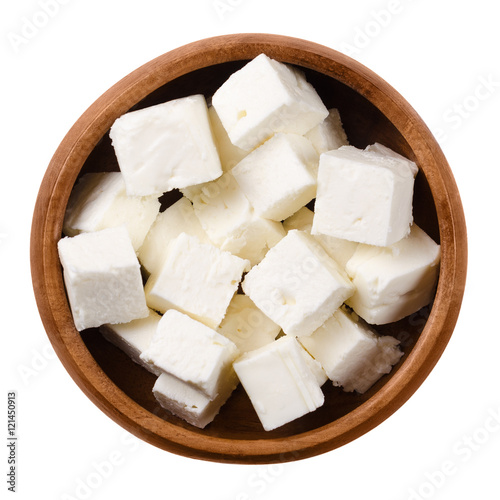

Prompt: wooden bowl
xmin=30 ymin=34 xmax=467 ymax=464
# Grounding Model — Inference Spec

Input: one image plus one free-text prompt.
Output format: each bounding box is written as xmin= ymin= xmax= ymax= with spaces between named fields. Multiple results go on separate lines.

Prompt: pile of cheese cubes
xmin=57 ymin=54 xmax=441 ymax=431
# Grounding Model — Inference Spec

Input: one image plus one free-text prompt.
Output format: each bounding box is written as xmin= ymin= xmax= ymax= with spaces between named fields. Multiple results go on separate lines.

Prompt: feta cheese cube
xmin=140 ymin=309 xmax=239 ymax=400
xmin=315 ymin=234 xmax=359 ymax=270
xmin=153 ymin=370 xmax=238 ymax=429
xmin=100 ymin=309 xmax=162 ymax=375
xmin=284 ymin=206 xmax=358 ymax=269
xmin=232 ymin=133 xmax=319 ymax=221
xmin=300 ymin=344 xmax=328 ymax=387
xmin=312 ymin=145 xmax=416 ymax=246
xmin=184 ymin=172 xmax=286 ymax=266
xmin=63 ymin=172 xmax=160 ymax=252
xmin=57 ymin=226 xmax=149 ymax=331
xmin=208 ymin=105 xmax=249 ymax=171
xmin=216 ymin=294 xmax=280 ymax=353
xmin=299 ymin=308 xmax=403 ymax=393
xmin=212 ymin=53 xmax=328 ymax=151
xmin=233 ymin=336 xmax=325 ymax=431
xmin=283 ymin=206 xmax=315 ymax=233
xmin=365 ymin=142 xmax=419 ymax=177
xmin=144 ymin=233 xmax=250 ymax=328
xmin=226 ymin=216 xmax=286 ymax=266
xmin=138 ymin=197 xmax=210 ymax=275
xmin=305 ymin=108 xmax=349 ymax=154
xmin=109 ymin=94 xmax=223 ymax=196
xmin=345 ymin=223 xmax=441 ymax=324
xmin=242 ymin=230 xmax=354 ymax=337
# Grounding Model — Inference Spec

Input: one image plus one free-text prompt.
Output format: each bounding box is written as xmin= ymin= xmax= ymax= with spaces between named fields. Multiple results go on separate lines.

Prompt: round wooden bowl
xmin=30 ymin=34 xmax=467 ymax=464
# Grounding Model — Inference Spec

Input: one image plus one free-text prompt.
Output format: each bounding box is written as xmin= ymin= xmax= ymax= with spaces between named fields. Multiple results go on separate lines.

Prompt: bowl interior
xmin=76 ymin=60 xmax=439 ymax=440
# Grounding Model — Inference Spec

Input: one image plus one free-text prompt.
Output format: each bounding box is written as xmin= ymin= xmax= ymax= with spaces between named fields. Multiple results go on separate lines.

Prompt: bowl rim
xmin=30 ymin=33 xmax=467 ymax=464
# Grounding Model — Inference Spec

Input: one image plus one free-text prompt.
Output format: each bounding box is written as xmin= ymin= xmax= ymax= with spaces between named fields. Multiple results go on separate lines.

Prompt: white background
xmin=2 ymin=1 xmax=499 ymax=499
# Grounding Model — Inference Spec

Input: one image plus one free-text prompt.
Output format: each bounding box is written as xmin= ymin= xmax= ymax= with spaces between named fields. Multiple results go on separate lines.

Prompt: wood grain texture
xmin=30 ymin=34 xmax=467 ymax=463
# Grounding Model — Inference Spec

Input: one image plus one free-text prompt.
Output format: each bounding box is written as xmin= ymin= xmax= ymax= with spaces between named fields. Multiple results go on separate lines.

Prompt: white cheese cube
xmin=232 ymin=133 xmax=319 ymax=221
xmin=138 ymin=197 xmax=210 ymax=275
xmin=57 ymin=226 xmax=149 ymax=331
xmin=153 ymin=370 xmax=238 ymax=429
xmin=365 ymin=142 xmax=419 ymax=176
xmin=144 ymin=233 xmax=250 ymax=328
xmin=345 ymin=223 xmax=441 ymax=324
xmin=63 ymin=172 xmax=160 ymax=252
xmin=305 ymin=108 xmax=349 ymax=154
xmin=100 ymin=309 xmax=162 ymax=375
xmin=216 ymin=294 xmax=280 ymax=353
xmin=183 ymin=172 xmax=286 ymax=266
xmin=283 ymin=206 xmax=314 ymax=233
xmin=208 ymin=106 xmax=249 ymax=171
xmin=225 ymin=216 xmax=286 ymax=266
xmin=299 ymin=344 xmax=328 ymax=387
xmin=212 ymin=53 xmax=328 ymax=151
xmin=109 ymin=94 xmax=223 ymax=196
xmin=234 ymin=336 xmax=324 ymax=431
xmin=140 ymin=309 xmax=239 ymax=400
xmin=315 ymin=234 xmax=358 ymax=270
xmin=284 ymin=206 xmax=358 ymax=269
xmin=299 ymin=308 xmax=403 ymax=394
xmin=312 ymin=145 xmax=416 ymax=246
xmin=242 ymin=230 xmax=354 ymax=337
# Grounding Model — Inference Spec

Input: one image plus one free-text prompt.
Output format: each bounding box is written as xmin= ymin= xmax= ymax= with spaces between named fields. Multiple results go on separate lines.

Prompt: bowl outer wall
xmin=30 ymin=33 xmax=467 ymax=463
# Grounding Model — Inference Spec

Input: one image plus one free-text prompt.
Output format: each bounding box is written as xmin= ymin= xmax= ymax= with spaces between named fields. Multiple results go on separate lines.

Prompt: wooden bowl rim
xmin=30 ymin=33 xmax=467 ymax=464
